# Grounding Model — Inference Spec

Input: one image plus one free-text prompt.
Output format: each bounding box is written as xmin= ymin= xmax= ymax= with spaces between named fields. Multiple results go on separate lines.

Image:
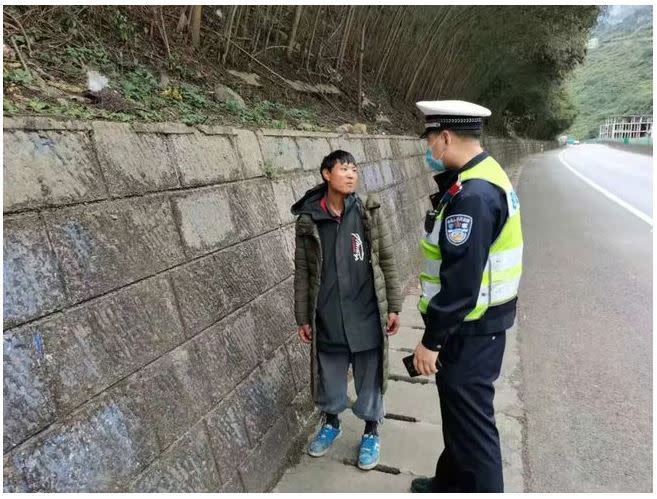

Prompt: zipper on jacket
xmin=311 ymin=225 xmax=322 ymax=318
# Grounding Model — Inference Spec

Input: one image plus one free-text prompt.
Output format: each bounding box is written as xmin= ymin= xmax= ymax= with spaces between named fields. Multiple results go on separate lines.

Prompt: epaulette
xmin=439 ymin=178 xmax=463 ymax=205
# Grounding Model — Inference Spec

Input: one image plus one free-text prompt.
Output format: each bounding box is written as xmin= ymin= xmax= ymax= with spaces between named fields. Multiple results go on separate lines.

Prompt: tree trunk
xmin=240 ymin=5 xmax=250 ymax=39
xmin=158 ymin=6 xmax=171 ymax=59
xmin=375 ymin=6 xmax=404 ymax=84
xmin=264 ymin=5 xmax=280 ymax=52
xmin=436 ymin=36 xmax=459 ymax=97
xmin=357 ymin=20 xmax=366 ymax=116
xmin=222 ymin=5 xmax=238 ymax=65
xmin=287 ymin=5 xmax=303 ymax=61
xmin=337 ymin=6 xmax=356 ymax=70
xmin=190 ymin=5 xmax=202 ymax=49
xmin=305 ymin=5 xmax=322 ymax=71
xmin=351 ymin=7 xmax=369 ymax=72
xmin=374 ymin=7 xmax=400 ymax=82
xmin=176 ymin=6 xmax=189 ymax=33
xmin=251 ymin=6 xmax=263 ymax=53
xmin=404 ymin=7 xmax=453 ymax=100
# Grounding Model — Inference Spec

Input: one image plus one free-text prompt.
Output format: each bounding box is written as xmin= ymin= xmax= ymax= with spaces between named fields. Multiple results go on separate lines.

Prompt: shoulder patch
xmin=444 ymin=214 xmax=473 ymax=246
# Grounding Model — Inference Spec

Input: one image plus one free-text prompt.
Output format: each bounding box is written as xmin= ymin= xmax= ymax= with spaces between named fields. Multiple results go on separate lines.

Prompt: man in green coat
xmin=292 ymin=150 xmax=402 ymax=470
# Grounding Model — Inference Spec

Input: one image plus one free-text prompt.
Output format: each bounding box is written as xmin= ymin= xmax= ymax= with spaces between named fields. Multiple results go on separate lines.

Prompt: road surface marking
xmin=558 ymin=151 xmax=653 ymax=227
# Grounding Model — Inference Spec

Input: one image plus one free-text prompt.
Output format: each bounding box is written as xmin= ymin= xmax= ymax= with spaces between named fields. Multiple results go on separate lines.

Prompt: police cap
xmin=416 ymin=100 xmax=491 ymax=138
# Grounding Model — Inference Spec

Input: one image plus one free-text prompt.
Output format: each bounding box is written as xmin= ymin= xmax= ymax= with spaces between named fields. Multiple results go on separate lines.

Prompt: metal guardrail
xmin=591 ymin=137 xmax=653 ymax=146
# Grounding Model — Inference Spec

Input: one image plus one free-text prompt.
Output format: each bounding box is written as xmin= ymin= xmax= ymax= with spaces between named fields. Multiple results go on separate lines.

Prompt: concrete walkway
xmin=274 ymin=291 xmax=525 ymax=493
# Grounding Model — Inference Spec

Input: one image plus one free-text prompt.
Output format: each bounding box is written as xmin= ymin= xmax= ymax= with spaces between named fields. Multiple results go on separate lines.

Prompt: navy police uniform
xmin=415 ymin=101 xmax=518 ymax=493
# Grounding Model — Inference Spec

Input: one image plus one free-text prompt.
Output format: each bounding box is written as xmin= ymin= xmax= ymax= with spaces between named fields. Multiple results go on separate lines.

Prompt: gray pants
xmin=316 ymin=348 xmax=385 ymax=422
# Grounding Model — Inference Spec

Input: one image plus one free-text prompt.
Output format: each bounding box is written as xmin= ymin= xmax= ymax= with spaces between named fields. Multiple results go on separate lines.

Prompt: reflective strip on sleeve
xmin=420 ymin=274 xmax=442 ymax=301
xmin=423 ymin=258 xmax=442 ymax=276
xmin=420 ymin=238 xmax=441 ymax=260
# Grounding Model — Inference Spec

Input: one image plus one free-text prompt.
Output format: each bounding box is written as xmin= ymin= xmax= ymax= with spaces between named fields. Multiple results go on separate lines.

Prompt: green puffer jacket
xmin=293 ymin=185 xmax=403 ymax=400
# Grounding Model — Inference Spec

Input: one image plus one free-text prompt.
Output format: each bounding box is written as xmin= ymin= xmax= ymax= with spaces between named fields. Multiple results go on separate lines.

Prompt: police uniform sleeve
xmin=421 ymin=188 xmax=498 ymax=350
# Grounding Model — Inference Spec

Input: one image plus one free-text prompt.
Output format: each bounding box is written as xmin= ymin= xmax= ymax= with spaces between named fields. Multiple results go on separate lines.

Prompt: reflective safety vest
xmin=417 ymin=156 xmax=523 ymax=321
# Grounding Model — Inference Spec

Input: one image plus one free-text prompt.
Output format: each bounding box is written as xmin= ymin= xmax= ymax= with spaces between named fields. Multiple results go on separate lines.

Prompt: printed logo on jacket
xmin=352 ymin=233 xmax=365 ymax=261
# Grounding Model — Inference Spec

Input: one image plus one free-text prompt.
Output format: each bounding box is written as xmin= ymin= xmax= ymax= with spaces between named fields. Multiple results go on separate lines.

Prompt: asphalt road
xmin=517 ymin=144 xmax=653 ymax=492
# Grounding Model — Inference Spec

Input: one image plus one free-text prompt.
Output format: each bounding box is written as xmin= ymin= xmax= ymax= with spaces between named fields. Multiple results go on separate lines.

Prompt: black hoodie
xmin=291 ymin=184 xmax=382 ymax=353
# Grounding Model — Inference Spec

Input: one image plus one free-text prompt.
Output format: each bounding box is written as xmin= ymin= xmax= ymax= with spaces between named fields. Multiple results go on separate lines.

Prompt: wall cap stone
xmin=3 ymin=116 xmax=92 ymax=131
xmin=259 ymin=129 xmax=340 ymax=139
xmin=132 ymin=122 xmax=195 ymax=134
xmin=196 ymin=125 xmax=238 ymax=136
xmin=3 ymin=117 xmax=558 ymax=148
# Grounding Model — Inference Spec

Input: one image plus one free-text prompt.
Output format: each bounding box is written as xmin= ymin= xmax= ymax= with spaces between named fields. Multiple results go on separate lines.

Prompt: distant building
xmin=598 ymin=114 xmax=652 ymax=140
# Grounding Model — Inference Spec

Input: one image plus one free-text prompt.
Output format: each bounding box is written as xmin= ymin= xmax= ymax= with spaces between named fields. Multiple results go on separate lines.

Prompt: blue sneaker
xmin=358 ymin=433 xmax=380 ymax=470
xmin=308 ymin=424 xmax=342 ymax=457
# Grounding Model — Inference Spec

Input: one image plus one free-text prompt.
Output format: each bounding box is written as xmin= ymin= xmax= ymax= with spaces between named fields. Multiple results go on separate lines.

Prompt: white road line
xmin=558 ymin=151 xmax=653 ymax=227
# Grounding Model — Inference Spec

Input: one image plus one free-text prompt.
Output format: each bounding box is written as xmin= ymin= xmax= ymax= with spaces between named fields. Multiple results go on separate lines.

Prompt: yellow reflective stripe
xmin=464 ymin=303 xmax=488 ymax=321
xmin=490 ymin=263 xmax=522 ymax=283
xmin=420 ymin=272 xmax=440 ymax=283
xmin=460 ymin=157 xmax=512 ymax=190
xmin=493 ymin=215 xmax=523 ymax=249
xmin=418 ymin=296 xmax=429 ymax=313
xmin=420 ymin=238 xmax=441 ymax=260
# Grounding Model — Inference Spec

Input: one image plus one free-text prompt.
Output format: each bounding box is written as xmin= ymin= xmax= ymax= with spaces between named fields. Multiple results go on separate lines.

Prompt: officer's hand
xmin=385 ymin=313 xmax=400 ymax=335
xmin=298 ymin=324 xmax=312 ymax=343
xmin=413 ymin=342 xmax=439 ymax=375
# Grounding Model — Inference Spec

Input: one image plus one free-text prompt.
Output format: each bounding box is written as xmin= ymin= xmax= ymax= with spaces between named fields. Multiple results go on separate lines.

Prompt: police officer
xmin=410 ymin=100 xmax=523 ymax=493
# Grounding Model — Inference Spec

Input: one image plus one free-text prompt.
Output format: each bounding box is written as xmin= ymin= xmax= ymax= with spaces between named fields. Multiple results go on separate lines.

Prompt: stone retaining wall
xmin=2 ymin=116 xmax=552 ymax=492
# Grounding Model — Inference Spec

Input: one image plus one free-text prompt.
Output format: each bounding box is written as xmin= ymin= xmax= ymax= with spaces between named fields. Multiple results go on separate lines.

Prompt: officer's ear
xmin=443 ymin=130 xmax=452 ymax=146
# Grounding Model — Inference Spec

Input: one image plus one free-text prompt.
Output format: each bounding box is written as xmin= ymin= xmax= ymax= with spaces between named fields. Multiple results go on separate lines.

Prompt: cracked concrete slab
xmin=273 ymin=456 xmax=412 ymax=493
xmin=398 ymin=309 xmax=425 ymax=330
xmin=389 ymin=326 xmax=424 ymax=350
xmin=384 ymin=379 xmax=442 ymax=424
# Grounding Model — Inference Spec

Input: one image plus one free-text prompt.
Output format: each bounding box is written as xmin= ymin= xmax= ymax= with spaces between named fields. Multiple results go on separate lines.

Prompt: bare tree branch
xmin=4 ymin=10 xmax=32 ymax=57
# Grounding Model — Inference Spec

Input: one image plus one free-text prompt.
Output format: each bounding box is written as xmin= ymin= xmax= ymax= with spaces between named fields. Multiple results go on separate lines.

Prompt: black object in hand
xmin=424 ymin=209 xmax=438 ymax=233
xmin=402 ymin=354 xmax=441 ymax=377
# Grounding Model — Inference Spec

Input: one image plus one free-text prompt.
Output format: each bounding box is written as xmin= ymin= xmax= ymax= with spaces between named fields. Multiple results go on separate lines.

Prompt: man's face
xmin=323 ymin=161 xmax=358 ymax=194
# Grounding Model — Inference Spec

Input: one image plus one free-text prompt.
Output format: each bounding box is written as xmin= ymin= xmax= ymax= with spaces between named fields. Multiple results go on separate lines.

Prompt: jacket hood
xmin=291 ymin=183 xmax=381 ymax=220
xmin=291 ymin=183 xmax=327 ymax=216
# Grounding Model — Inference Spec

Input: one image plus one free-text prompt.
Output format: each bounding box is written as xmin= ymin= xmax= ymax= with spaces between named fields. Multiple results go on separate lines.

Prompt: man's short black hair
xmin=425 ymin=128 xmax=482 ymax=140
xmin=453 ymin=129 xmax=482 ymax=140
xmin=320 ymin=150 xmax=356 ymax=181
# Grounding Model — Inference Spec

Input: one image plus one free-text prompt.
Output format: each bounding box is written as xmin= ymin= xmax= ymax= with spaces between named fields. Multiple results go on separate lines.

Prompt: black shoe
xmin=410 ymin=476 xmax=434 ymax=493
